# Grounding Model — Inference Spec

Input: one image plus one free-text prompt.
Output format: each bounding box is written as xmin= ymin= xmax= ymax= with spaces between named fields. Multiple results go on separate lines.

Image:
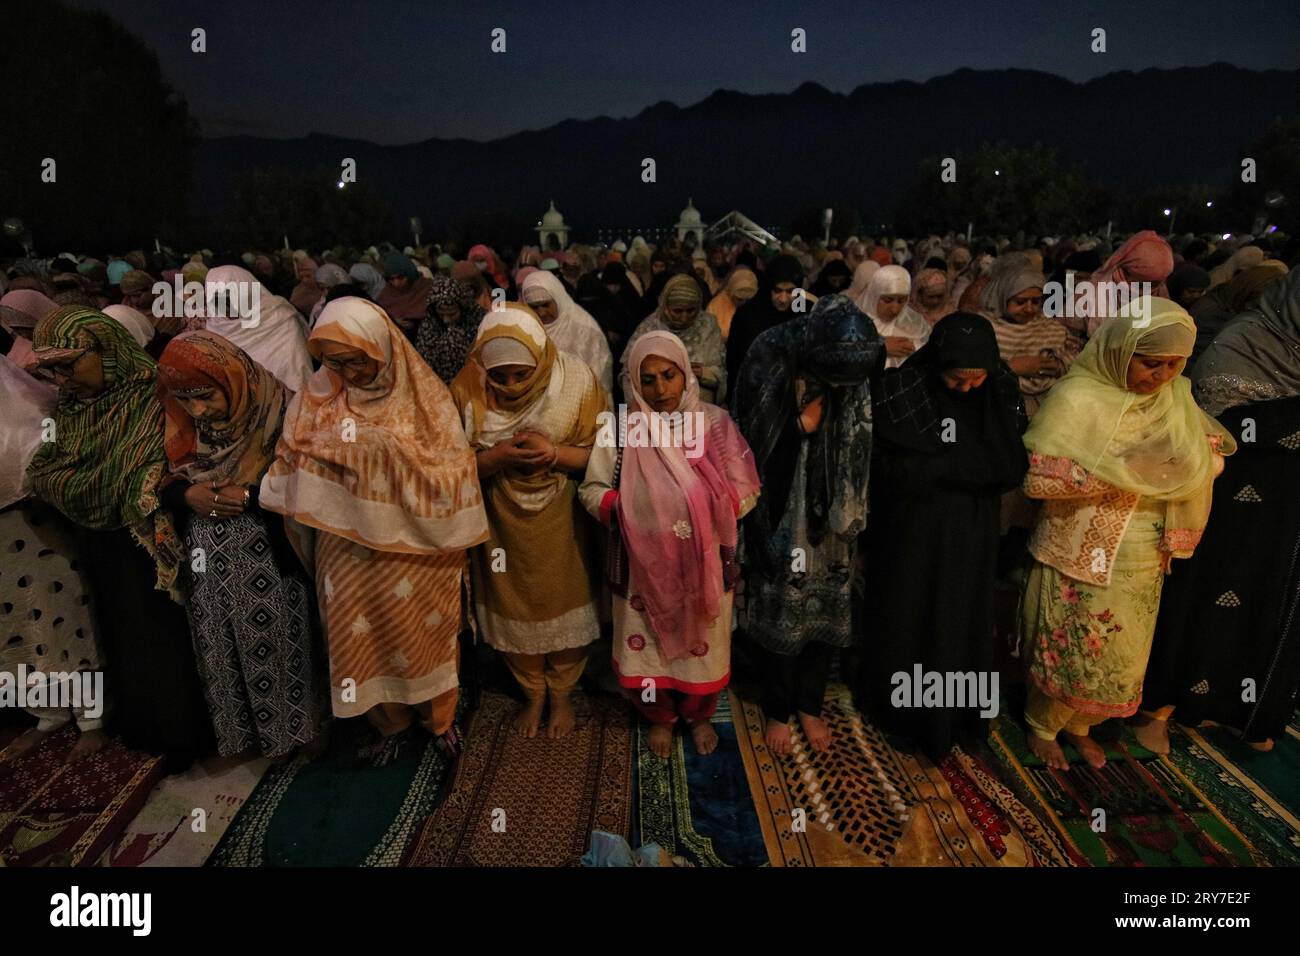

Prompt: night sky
xmin=75 ymin=0 xmax=1300 ymax=144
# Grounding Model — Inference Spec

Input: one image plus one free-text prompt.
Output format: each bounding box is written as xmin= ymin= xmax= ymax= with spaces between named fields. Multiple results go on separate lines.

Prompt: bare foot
xmin=514 ymin=698 xmax=545 ymax=738
xmin=765 ymin=718 xmax=793 ymax=757
xmin=67 ymin=729 xmax=108 ymax=763
xmin=546 ymin=692 xmax=577 ymax=739
xmin=3 ymin=727 xmax=53 ymax=761
xmin=1248 ymin=737 xmax=1275 ymax=752
xmin=1061 ymin=731 xmax=1107 ymax=769
xmin=647 ymin=723 xmax=674 ymax=759
xmin=689 ymin=720 xmax=718 ymax=756
xmin=797 ymin=711 xmax=832 ymax=752
xmin=1027 ymin=733 xmax=1070 ymax=770
xmin=1130 ymin=713 xmax=1171 ymax=754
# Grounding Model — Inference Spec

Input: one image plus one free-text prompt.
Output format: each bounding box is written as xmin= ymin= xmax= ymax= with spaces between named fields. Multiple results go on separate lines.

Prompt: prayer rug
xmin=982 ymin=711 xmax=1298 ymax=866
xmin=631 ymin=689 xmax=770 ymax=867
xmin=402 ymin=690 xmax=632 ymax=866
xmin=1164 ymin=718 xmax=1300 ymax=864
xmin=98 ymin=755 xmax=271 ymax=867
xmin=209 ymin=716 xmax=453 ymax=866
xmin=0 ymin=727 xmax=164 ymax=867
xmin=734 ymin=684 xmax=1053 ymax=866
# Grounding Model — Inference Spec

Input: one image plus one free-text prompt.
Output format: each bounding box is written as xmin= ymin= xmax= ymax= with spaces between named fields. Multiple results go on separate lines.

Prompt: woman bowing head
xmin=260 ymin=296 xmax=488 ymax=755
xmin=1019 ymin=297 xmax=1234 ymax=770
xmin=580 ymin=330 xmax=760 ymax=758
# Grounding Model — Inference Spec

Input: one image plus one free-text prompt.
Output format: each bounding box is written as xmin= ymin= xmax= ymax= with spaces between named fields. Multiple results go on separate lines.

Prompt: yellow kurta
xmin=454 ymin=352 xmax=608 ymax=654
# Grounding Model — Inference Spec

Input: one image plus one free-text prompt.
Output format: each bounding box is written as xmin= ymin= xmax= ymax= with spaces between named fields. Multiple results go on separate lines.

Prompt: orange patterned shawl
xmin=259 ymin=296 xmax=488 ymax=555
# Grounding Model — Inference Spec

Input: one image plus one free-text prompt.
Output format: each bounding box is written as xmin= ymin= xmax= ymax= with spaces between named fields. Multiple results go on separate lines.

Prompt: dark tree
xmin=893 ymin=143 xmax=1103 ymax=237
xmin=2 ymin=1 xmax=198 ymax=252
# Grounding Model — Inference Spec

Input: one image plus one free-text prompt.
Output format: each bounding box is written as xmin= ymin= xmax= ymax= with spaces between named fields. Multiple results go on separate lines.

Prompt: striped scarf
xmin=27 ymin=307 xmax=186 ymax=599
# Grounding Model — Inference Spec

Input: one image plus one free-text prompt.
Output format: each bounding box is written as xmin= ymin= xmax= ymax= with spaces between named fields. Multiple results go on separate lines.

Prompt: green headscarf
xmin=27 ymin=307 xmax=186 ymax=599
xmin=1024 ymin=297 xmax=1236 ymax=555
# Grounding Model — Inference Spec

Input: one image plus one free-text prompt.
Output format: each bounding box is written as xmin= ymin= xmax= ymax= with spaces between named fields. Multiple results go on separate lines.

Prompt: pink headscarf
xmin=618 ymin=331 xmax=759 ymax=661
xmin=0 ymin=289 xmax=58 ymax=329
xmin=1084 ymin=230 xmax=1174 ymax=335
xmin=1092 ymin=230 xmax=1173 ymax=293
xmin=468 ymin=244 xmax=509 ymax=289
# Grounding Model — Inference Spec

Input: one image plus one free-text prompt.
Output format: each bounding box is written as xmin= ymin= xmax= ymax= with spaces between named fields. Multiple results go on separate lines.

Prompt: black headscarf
xmin=1167 ymin=262 xmax=1212 ymax=307
xmin=872 ymin=312 xmax=1027 ymax=490
xmin=725 ymin=254 xmax=806 ymax=389
xmin=732 ymin=293 xmax=882 ymax=572
xmin=810 ymin=258 xmax=853 ymax=296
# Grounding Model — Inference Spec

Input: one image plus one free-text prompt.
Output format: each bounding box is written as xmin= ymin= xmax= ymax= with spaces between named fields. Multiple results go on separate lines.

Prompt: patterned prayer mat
xmin=982 ymin=710 xmax=1300 ymax=867
xmin=733 ymin=684 xmax=1065 ymax=867
xmin=209 ymin=717 xmax=453 ymax=866
xmin=402 ymin=691 xmax=632 ymax=866
xmin=0 ymin=727 xmax=165 ymax=867
xmin=98 ymin=754 xmax=271 ymax=867
xmin=631 ymin=690 xmax=770 ymax=867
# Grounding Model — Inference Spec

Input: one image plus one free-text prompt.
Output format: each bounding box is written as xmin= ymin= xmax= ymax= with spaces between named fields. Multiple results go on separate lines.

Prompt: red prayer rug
xmin=0 ymin=727 xmax=164 ymax=867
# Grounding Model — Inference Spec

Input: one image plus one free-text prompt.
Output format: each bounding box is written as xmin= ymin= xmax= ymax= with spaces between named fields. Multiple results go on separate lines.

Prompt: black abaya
xmin=1143 ymin=394 xmax=1300 ymax=744
xmin=855 ymin=314 xmax=1028 ymax=759
xmin=77 ymin=526 xmax=215 ymax=768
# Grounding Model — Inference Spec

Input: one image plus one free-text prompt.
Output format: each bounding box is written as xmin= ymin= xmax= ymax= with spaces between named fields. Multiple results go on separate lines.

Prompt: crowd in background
xmin=2 ymin=222 xmax=1298 ymax=777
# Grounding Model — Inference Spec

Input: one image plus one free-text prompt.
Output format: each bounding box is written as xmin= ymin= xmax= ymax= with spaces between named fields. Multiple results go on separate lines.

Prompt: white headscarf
xmin=861 ymin=265 xmax=931 ymax=369
xmin=102 ymin=304 xmax=155 ymax=348
xmin=0 ymin=355 xmax=58 ymax=508
xmin=520 ymin=270 xmax=613 ymax=394
xmin=847 ymin=260 xmax=881 ymax=312
xmin=205 ymin=265 xmax=314 ymax=394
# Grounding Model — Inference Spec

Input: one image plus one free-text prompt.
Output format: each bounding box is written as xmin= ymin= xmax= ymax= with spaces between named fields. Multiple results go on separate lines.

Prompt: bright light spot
xmin=1163 ymin=208 xmax=1172 ymax=216
xmin=1206 ymin=201 xmax=1213 ymax=208
xmin=994 ymin=169 xmax=1001 ymax=176
xmin=1222 ymin=233 xmax=1232 ymax=240
xmin=337 ymin=182 xmax=345 ymax=189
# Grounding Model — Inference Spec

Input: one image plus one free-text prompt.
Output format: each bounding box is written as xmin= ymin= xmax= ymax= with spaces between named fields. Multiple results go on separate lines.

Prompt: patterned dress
xmin=1022 ymin=496 xmax=1166 ymax=717
xmin=0 ymin=502 xmax=101 ymax=726
xmin=185 ymin=512 xmax=323 ymax=757
xmin=743 ymin=441 xmax=858 ymax=654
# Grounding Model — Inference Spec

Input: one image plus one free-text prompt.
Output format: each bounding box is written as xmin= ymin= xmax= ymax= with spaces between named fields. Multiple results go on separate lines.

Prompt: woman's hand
xmin=492 ymin=435 xmax=547 ymax=469
xmin=884 ymin=337 xmax=915 ymax=360
xmin=184 ymin=482 xmax=246 ymax=518
xmin=513 ymin=431 xmax=558 ymax=472
xmin=691 ymin=363 xmax=705 ymax=380
xmin=798 ymin=395 xmax=824 ymax=434
xmin=1010 ymin=353 xmax=1062 ymax=377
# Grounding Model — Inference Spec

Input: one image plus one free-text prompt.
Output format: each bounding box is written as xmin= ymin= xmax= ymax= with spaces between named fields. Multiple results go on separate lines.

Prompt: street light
xmin=1163 ymin=206 xmax=1177 ymax=234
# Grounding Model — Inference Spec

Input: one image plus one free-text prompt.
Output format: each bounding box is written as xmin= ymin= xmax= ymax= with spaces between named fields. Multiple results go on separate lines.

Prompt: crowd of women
xmin=2 ymin=225 xmax=1297 ymax=780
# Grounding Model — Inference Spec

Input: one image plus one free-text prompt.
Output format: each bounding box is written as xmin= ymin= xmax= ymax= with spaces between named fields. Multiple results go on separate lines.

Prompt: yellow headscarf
xmin=450 ymin=303 xmax=604 ymax=513
xmin=1025 ymin=297 xmax=1235 ymax=553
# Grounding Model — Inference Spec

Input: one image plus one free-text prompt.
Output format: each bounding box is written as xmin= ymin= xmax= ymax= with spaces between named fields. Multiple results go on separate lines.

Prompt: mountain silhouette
xmin=196 ymin=64 xmax=1300 ymax=236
